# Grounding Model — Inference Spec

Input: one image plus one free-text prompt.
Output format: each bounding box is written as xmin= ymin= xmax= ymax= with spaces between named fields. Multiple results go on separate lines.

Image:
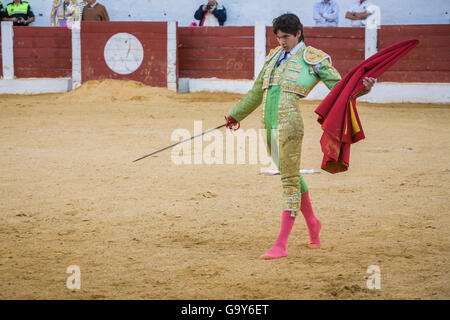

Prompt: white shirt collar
xmin=285 ymin=41 xmax=304 ymax=56
xmin=277 ymin=41 xmax=304 ymax=66
xmin=90 ymin=1 xmax=97 ymax=8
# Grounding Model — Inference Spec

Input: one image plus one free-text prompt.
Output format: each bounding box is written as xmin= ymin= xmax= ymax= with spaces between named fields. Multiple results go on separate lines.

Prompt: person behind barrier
xmin=3 ymin=0 xmax=35 ymax=26
xmin=345 ymin=0 xmax=374 ymax=27
xmin=194 ymin=0 xmax=226 ymax=26
xmin=0 ymin=1 xmax=5 ymax=20
xmin=82 ymin=0 xmax=109 ymax=21
xmin=51 ymin=0 xmax=79 ymax=28
xmin=313 ymin=0 xmax=339 ymax=27
xmin=78 ymin=0 xmax=87 ymax=21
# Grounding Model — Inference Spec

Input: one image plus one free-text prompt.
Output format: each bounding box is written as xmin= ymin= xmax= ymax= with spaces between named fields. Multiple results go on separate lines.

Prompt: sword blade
xmin=133 ymin=123 xmax=227 ymax=163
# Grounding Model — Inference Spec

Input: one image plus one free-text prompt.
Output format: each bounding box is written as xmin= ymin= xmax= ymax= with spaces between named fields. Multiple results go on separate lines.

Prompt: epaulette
xmin=303 ymin=46 xmax=332 ymax=65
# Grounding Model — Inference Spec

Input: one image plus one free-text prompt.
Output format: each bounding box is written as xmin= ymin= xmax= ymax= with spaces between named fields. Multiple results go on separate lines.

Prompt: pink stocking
xmin=300 ymin=191 xmax=321 ymax=248
xmin=259 ymin=210 xmax=295 ymax=259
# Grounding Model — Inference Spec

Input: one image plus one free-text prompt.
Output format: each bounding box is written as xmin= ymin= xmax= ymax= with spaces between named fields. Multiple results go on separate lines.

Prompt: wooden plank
xmin=379 ymin=71 xmax=450 ymax=83
xmin=379 ymin=25 xmax=450 ymax=37
xmin=83 ymin=53 xmax=166 ymax=64
xmin=14 ymin=47 xmax=71 ymax=59
xmin=380 ymin=47 xmax=450 ymax=61
xmin=81 ymin=32 xmax=167 ymax=41
xmin=14 ymin=37 xmax=71 ymax=49
xmin=305 ymin=27 xmax=365 ymax=39
xmin=82 ymin=67 xmax=167 ymax=86
xmin=179 ymin=47 xmax=253 ymax=59
xmin=179 ymin=26 xmax=253 ymax=37
xmin=331 ymin=60 xmax=363 ymax=72
xmin=324 ymin=48 xmax=364 ymax=60
xmin=81 ymin=39 xmax=167 ymax=51
xmin=13 ymin=27 xmax=71 ymax=38
xmin=179 ymin=36 xmax=253 ymax=48
xmin=180 ymin=58 xmax=253 ymax=71
xmin=180 ymin=69 xmax=253 ymax=79
xmin=305 ymin=38 xmax=365 ymax=49
xmin=379 ymin=35 xmax=450 ymax=48
xmin=82 ymin=58 xmax=167 ymax=84
xmin=384 ymin=59 xmax=450 ymax=71
xmin=84 ymin=61 xmax=166 ymax=73
xmin=81 ymin=21 xmax=167 ymax=34
xmin=14 ymin=68 xmax=71 ymax=78
xmin=14 ymin=58 xmax=71 ymax=69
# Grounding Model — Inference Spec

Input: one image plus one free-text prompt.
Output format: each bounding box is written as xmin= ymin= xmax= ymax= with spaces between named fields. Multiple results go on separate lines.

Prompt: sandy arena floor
xmin=0 ymin=79 xmax=449 ymax=299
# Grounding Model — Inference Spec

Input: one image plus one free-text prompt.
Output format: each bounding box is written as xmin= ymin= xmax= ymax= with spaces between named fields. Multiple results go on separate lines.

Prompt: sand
xmin=0 ymin=79 xmax=449 ymax=299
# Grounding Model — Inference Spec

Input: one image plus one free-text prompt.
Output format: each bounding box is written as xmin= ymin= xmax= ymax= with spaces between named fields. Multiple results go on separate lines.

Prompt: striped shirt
xmin=79 ymin=1 xmax=87 ymax=21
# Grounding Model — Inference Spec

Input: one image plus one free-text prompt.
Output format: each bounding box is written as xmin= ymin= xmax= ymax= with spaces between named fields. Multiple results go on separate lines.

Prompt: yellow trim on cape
xmin=349 ymin=100 xmax=361 ymax=135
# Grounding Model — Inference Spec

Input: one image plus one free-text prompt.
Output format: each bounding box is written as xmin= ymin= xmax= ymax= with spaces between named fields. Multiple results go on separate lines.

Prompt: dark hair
xmin=272 ymin=13 xmax=304 ymax=42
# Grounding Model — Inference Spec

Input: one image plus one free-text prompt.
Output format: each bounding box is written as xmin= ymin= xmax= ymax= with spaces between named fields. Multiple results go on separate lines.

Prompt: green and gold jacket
xmin=229 ymin=43 xmax=342 ymax=123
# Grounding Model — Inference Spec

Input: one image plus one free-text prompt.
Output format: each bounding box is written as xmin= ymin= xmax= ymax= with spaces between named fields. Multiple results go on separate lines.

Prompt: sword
xmin=132 ymin=119 xmax=239 ymax=163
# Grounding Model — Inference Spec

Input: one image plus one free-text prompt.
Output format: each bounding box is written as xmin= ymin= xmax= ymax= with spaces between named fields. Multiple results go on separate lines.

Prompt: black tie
xmin=276 ymin=51 xmax=289 ymax=68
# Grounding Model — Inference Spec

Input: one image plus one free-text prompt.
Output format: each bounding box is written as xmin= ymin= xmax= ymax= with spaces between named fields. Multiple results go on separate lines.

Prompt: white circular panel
xmin=104 ymin=33 xmax=144 ymax=75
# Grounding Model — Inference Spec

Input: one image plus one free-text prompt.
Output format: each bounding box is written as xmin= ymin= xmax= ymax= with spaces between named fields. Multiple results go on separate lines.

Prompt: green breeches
xmin=264 ymin=85 xmax=308 ymax=217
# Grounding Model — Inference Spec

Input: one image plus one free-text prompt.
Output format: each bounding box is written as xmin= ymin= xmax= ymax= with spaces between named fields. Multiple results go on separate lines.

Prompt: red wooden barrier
xmin=2 ymin=24 xmax=449 ymax=85
xmin=378 ymin=25 xmax=450 ymax=82
xmin=178 ymin=26 xmax=254 ymax=79
xmin=81 ymin=21 xmax=168 ymax=87
xmin=266 ymin=26 xmax=365 ymax=78
xmin=13 ymin=27 xmax=72 ymax=78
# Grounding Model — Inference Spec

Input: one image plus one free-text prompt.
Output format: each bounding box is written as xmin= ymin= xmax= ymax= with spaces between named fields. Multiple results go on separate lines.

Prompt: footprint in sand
xmin=200 ymin=191 xmax=217 ymax=199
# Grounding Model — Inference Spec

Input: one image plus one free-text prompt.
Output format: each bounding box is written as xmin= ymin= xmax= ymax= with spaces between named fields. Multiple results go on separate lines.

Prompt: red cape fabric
xmin=314 ymin=39 xmax=419 ymax=174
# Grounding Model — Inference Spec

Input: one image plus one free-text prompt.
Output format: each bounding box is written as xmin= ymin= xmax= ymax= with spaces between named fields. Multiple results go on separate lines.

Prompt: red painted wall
xmin=81 ymin=22 xmax=168 ymax=87
xmin=267 ymin=26 xmax=365 ymax=78
xmin=13 ymin=27 xmax=72 ymax=78
xmin=378 ymin=25 xmax=450 ymax=83
xmin=178 ymin=26 xmax=254 ymax=79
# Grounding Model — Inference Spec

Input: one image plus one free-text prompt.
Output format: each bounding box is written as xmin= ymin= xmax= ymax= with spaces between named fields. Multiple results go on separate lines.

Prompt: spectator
xmin=78 ymin=0 xmax=87 ymax=21
xmin=345 ymin=0 xmax=374 ymax=27
xmin=194 ymin=0 xmax=226 ymax=26
xmin=0 ymin=1 xmax=4 ymax=20
xmin=313 ymin=0 xmax=339 ymax=27
xmin=51 ymin=0 xmax=79 ymax=28
xmin=3 ymin=0 xmax=35 ymax=26
xmin=82 ymin=0 xmax=109 ymax=21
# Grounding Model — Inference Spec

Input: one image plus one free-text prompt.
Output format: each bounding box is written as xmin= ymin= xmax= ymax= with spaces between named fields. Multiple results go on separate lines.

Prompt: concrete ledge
xmin=359 ymin=82 xmax=450 ymax=104
xmin=180 ymin=78 xmax=450 ymax=104
xmin=183 ymin=78 xmax=253 ymax=94
xmin=0 ymin=78 xmax=72 ymax=94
